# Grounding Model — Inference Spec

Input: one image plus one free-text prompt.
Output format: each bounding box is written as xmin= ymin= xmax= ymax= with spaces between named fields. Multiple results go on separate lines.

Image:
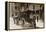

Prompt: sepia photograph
xmin=5 ymin=2 xmax=44 ymax=30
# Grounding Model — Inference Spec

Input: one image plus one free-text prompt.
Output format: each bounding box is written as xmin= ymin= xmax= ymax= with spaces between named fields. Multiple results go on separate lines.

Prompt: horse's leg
xmin=16 ymin=20 xmax=19 ymax=25
xmin=22 ymin=20 xmax=24 ymax=27
xmin=16 ymin=18 xmax=20 ymax=25
xmin=13 ymin=17 xmax=15 ymax=24
xmin=33 ymin=20 xmax=36 ymax=28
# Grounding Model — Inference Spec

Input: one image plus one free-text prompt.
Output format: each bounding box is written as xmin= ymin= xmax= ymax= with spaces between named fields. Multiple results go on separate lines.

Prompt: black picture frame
xmin=5 ymin=1 xmax=45 ymax=31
